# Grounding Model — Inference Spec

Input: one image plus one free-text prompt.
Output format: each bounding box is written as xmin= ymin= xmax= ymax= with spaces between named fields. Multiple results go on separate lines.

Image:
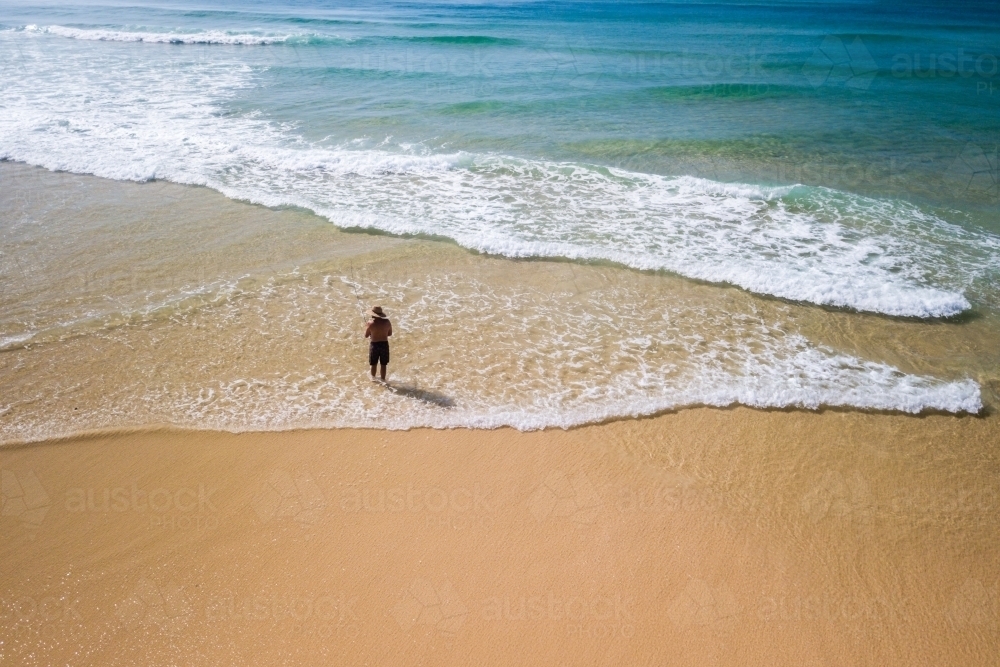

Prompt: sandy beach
xmin=3 ymin=2 xmax=1000 ymax=663
xmin=2 ymin=158 xmax=999 ymax=667
xmin=3 ymin=409 xmax=999 ymax=665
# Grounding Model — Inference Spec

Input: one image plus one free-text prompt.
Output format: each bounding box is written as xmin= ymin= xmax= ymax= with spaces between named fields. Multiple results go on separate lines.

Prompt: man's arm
xmin=364 ymin=321 xmax=371 ymax=338
xmin=387 ymin=321 xmax=393 ymax=337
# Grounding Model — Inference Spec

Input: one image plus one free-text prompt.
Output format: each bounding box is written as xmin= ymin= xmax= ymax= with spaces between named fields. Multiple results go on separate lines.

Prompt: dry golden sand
xmin=2 ymin=409 xmax=999 ymax=666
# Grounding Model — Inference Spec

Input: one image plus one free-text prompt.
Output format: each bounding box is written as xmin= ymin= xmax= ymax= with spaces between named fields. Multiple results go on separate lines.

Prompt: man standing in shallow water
xmin=365 ymin=305 xmax=392 ymax=382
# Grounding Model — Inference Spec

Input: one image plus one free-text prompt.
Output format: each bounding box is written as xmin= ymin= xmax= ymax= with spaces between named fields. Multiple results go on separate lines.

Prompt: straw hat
xmin=370 ymin=306 xmax=388 ymax=320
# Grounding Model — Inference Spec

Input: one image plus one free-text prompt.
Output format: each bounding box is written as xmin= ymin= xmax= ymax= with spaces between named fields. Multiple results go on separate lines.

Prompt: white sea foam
xmin=0 ymin=272 xmax=983 ymax=443
xmin=0 ymin=333 xmax=33 ymax=351
xmin=0 ymin=27 xmax=994 ymax=434
xmin=22 ymin=24 xmax=299 ymax=45
xmin=158 ymin=357 xmax=982 ymax=436
xmin=3 ymin=28 xmax=996 ymax=320
xmin=218 ymin=150 xmax=994 ymax=317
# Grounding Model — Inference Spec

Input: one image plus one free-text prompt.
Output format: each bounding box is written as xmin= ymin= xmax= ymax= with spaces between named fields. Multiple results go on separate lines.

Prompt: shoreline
xmin=1 ymin=398 xmax=995 ymax=449
xmin=2 ymin=159 xmax=996 ymax=441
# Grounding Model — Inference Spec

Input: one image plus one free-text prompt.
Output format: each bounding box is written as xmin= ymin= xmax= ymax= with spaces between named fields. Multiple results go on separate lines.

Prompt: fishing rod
xmin=345 ymin=263 xmax=368 ymax=327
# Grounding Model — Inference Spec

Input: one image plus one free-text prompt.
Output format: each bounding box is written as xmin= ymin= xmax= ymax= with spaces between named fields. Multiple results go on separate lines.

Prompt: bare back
xmin=365 ymin=319 xmax=392 ymax=342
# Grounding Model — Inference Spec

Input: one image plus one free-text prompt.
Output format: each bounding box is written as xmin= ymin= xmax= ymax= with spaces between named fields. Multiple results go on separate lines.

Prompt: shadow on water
xmin=384 ymin=382 xmax=455 ymax=408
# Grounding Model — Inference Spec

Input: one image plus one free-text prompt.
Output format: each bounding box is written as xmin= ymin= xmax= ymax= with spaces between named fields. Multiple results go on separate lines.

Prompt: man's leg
xmin=379 ymin=362 xmax=387 ymax=381
xmin=371 ymin=364 xmax=377 ymax=378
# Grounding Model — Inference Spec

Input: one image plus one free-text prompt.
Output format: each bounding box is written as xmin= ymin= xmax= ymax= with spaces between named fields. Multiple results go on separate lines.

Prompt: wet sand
xmin=2 ymin=409 xmax=999 ymax=666
xmin=2 ymin=162 xmax=999 ymax=665
xmin=3 ymin=161 xmax=997 ymax=441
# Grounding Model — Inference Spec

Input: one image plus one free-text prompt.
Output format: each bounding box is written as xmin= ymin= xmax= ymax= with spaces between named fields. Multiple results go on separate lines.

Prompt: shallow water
xmin=1 ymin=0 xmax=999 ymax=438
xmin=1 ymin=164 xmax=997 ymax=440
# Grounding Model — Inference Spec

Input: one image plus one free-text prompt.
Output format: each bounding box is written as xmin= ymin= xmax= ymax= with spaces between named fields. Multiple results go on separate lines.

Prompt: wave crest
xmin=2 ymin=28 xmax=998 ymax=320
xmin=23 ymin=24 xmax=311 ymax=45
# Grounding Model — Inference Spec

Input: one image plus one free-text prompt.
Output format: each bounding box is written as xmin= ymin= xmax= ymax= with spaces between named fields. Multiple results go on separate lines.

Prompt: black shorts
xmin=369 ymin=341 xmax=390 ymax=366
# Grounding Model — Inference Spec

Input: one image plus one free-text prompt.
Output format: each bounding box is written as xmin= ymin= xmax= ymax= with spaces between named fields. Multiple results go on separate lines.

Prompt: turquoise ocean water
xmin=1 ymin=1 xmax=999 ymax=432
xmin=3 ymin=0 xmax=999 ymax=314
